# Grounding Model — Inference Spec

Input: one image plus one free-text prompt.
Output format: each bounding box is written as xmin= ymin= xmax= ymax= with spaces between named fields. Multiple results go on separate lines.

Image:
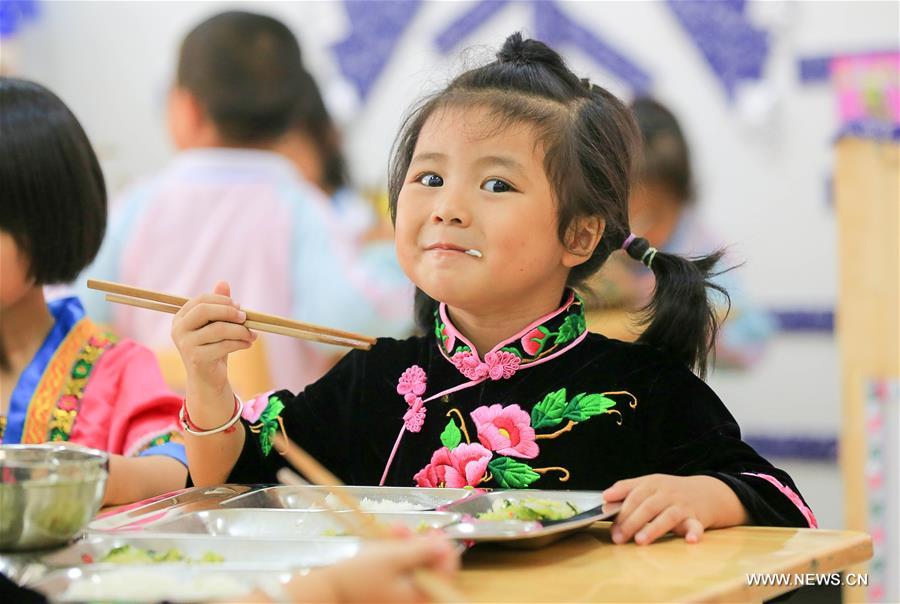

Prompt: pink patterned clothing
xmin=0 ymin=297 xmax=184 ymax=464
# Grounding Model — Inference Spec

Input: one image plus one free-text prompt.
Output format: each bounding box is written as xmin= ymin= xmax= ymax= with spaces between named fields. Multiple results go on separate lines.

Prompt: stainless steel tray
xmin=146 ymin=509 xmax=462 ymax=538
xmin=221 ymin=484 xmax=476 ymax=511
xmin=29 ymin=565 xmax=292 ymax=602
xmin=89 ymin=484 xmax=253 ymax=532
xmin=2 ymin=532 xmax=362 ymax=585
xmin=439 ymin=489 xmax=620 ymax=548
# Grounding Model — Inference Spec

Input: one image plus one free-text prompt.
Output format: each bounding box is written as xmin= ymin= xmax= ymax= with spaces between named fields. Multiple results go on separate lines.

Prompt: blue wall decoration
xmin=0 ymin=0 xmax=38 ymax=38
xmin=797 ymin=55 xmax=832 ymax=84
xmin=435 ymin=0 xmax=509 ymax=54
xmin=666 ymin=0 xmax=769 ymax=100
xmin=435 ymin=0 xmax=651 ymax=93
xmin=533 ymin=0 xmax=652 ymax=92
xmin=331 ymin=0 xmax=423 ymax=101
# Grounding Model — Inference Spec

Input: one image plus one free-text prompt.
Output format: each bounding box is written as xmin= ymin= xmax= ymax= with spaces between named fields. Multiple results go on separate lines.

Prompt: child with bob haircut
xmin=0 ymin=77 xmax=187 ymax=504
xmin=173 ymin=34 xmax=816 ymax=546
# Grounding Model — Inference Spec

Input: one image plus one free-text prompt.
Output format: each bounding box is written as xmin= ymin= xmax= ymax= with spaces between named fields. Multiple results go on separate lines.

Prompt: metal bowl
xmin=0 ymin=444 xmax=108 ymax=551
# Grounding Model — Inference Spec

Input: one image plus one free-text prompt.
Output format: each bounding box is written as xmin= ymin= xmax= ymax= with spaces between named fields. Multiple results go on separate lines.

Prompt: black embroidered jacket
xmin=228 ymin=293 xmax=816 ymax=528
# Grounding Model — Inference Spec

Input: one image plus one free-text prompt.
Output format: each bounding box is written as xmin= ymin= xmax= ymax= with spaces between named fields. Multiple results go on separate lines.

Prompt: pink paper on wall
xmin=831 ymin=52 xmax=900 ymax=126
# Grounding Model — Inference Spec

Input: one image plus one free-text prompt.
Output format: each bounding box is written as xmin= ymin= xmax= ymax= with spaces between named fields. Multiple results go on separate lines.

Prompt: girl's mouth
xmin=425 ymin=243 xmax=483 ymax=258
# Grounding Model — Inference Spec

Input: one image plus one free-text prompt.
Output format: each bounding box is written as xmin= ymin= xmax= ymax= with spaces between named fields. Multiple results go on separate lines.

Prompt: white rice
xmin=61 ymin=570 xmax=251 ymax=602
xmin=323 ymin=493 xmax=428 ymax=512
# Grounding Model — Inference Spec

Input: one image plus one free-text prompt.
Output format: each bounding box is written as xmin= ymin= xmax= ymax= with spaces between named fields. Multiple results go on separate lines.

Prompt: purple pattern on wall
xmin=434 ymin=0 xmax=651 ymax=92
xmin=434 ymin=0 xmax=509 ymax=54
xmin=835 ymin=122 xmax=900 ymax=142
xmin=331 ymin=0 xmax=423 ymax=101
xmin=744 ymin=434 xmax=838 ymax=462
xmin=797 ymin=56 xmax=832 ymax=83
xmin=770 ymin=310 xmax=834 ymax=333
xmin=666 ymin=0 xmax=769 ymax=99
xmin=533 ymin=0 xmax=652 ymax=92
xmin=0 ymin=0 xmax=38 ymax=38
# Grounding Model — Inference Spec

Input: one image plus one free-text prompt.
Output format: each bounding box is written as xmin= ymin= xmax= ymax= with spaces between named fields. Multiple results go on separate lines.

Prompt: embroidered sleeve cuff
xmin=703 ymin=471 xmax=815 ymax=529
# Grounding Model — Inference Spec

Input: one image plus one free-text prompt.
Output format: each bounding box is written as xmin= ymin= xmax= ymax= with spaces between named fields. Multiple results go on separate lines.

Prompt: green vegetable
xmin=31 ymin=491 xmax=88 ymax=537
xmin=476 ymin=498 xmax=579 ymax=522
xmin=99 ymin=545 xmax=224 ymax=564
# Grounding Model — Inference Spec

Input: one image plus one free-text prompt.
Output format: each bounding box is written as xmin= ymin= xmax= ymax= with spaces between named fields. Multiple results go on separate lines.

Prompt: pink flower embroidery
xmin=521 ymin=327 xmax=547 ymax=356
xmin=413 ymin=443 xmax=492 ymax=488
xmin=57 ymin=395 xmax=79 ymax=412
xmin=471 ymin=404 xmax=539 ymax=459
xmin=242 ymin=391 xmax=274 ymax=423
xmin=403 ymin=396 xmax=426 ymax=432
xmin=450 ymin=351 xmax=520 ymax=381
xmin=397 ymin=365 xmax=427 ymax=397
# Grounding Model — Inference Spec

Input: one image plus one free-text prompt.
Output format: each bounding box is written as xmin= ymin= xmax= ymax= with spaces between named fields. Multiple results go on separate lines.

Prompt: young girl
xmin=0 ymin=77 xmax=187 ymax=504
xmin=173 ymin=34 xmax=817 ymax=546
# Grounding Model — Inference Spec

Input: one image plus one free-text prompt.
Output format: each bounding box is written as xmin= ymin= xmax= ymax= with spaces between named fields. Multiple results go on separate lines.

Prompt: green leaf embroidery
xmin=258 ymin=398 xmax=285 ymax=426
xmin=434 ymin=321 xmax=446 ymax=345
xmin=561 ymin=392 xmax=586 ymax=421
xmin=453 ymin=345 xmax=471 ymax=355
xmin=500 ymin=346 xmax=523 ymax=358
xmin=531 ymin=388 xmax=568 ymax=429
xmin=565 ymin=393 xmax=616 ymax=422
xmin=440 ymin=418 xmax=462 ymax=450
xmin=555 ymin=314 xmax=584 ymax=344
xmin=488 ymin=457 xmax=540 ymax=488
xmin=257 ymin=397 xmax=285 ymax=456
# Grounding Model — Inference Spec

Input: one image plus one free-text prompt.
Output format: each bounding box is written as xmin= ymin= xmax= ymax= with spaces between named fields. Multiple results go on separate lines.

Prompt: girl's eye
xmin=417 ymin=173 xmax=443 ymax=187
xmin=481 ymin=178 xmax=513 ymax=193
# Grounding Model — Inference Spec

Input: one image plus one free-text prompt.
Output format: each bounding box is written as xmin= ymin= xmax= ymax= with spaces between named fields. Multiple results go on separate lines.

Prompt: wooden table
xmin=458 ymin=523 xmax=872 ymax=603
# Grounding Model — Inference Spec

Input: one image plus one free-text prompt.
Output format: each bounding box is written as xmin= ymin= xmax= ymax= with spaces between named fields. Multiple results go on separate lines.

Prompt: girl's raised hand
xmin=602 ymin=474 xmax=747 ymax=546
xmin=170 ymin=281 xmax=256 ymax=392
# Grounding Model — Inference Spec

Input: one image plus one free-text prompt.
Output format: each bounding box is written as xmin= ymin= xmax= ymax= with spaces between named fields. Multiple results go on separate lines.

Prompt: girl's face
xmin=395 ymin=105 xmax=579 ymax=316
xmin=0 ymin=232 xmax=33 ymax=309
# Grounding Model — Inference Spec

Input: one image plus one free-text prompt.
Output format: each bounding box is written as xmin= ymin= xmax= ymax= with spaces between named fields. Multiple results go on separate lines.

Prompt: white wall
xmin=8 ymin=0 xmax=898 ymax=528
xmin=11 ymin=0 xmax=896 ymax=305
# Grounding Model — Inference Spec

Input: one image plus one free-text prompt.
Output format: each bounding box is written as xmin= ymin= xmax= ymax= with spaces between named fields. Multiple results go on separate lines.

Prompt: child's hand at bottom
xmin=602 ymin=474 xmax=747 ymax=546
xmin=285 ymin=536 xmax=459 ymax=603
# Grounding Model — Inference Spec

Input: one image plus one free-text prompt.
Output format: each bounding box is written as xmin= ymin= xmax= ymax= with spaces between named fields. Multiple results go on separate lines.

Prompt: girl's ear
xmin=562 ymin=216 xmax=605 ymax=268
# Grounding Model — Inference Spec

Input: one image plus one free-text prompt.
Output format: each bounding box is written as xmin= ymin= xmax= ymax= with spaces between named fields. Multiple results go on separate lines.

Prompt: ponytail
xmin=622 ymin=235 xmax=729 ymax=378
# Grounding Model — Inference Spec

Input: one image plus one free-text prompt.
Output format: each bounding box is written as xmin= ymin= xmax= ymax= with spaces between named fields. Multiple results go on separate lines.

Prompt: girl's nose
xmin=431 ymin=187 xmax=471 ymax=226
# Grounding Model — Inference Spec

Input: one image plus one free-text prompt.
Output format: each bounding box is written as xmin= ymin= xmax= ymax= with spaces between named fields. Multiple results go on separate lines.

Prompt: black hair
xmin=630 ymin=96 xmax=694 ymax=203
xmin=289 ymin=68 xmax=348 ymax=193
xmin=177 ymin=11 xmax=306 ymax=145
xmin=389 ymin=33 xmax=727 ymax=377
xmin=0 ymin=77 xmax=106 ymax=285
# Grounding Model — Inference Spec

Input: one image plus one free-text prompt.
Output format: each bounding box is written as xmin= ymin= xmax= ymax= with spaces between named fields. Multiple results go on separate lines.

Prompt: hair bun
xmin=497 ymin=32 xmax=567 ymax=72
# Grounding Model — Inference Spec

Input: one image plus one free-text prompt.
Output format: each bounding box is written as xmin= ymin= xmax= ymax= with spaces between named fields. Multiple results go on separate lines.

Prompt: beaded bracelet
xmin=179 ymin=395 xmax=243 ymax=436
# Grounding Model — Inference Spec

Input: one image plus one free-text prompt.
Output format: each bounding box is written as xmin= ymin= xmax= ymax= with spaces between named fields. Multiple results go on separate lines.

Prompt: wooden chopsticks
xmin=87 ymin=279 xmax=374 ymax=350
xmin=273 ymin=434 xmax=466 ymax=603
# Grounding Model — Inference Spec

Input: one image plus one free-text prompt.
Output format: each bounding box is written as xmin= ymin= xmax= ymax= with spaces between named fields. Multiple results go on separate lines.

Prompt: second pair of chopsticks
xmin=87 ymin=279 xmax=375 ymax=350
xmin=273 ymin=434 xmax=466 ymax=603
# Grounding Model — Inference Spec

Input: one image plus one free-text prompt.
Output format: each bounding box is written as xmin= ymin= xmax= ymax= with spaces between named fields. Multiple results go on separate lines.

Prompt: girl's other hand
xmin=170 ymin=281 xmax=256 ymax=392
xmin=602 ymin=474 xmax=746 ymax=546
xmin=288 ymin=536 xmax=459 ymax=603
